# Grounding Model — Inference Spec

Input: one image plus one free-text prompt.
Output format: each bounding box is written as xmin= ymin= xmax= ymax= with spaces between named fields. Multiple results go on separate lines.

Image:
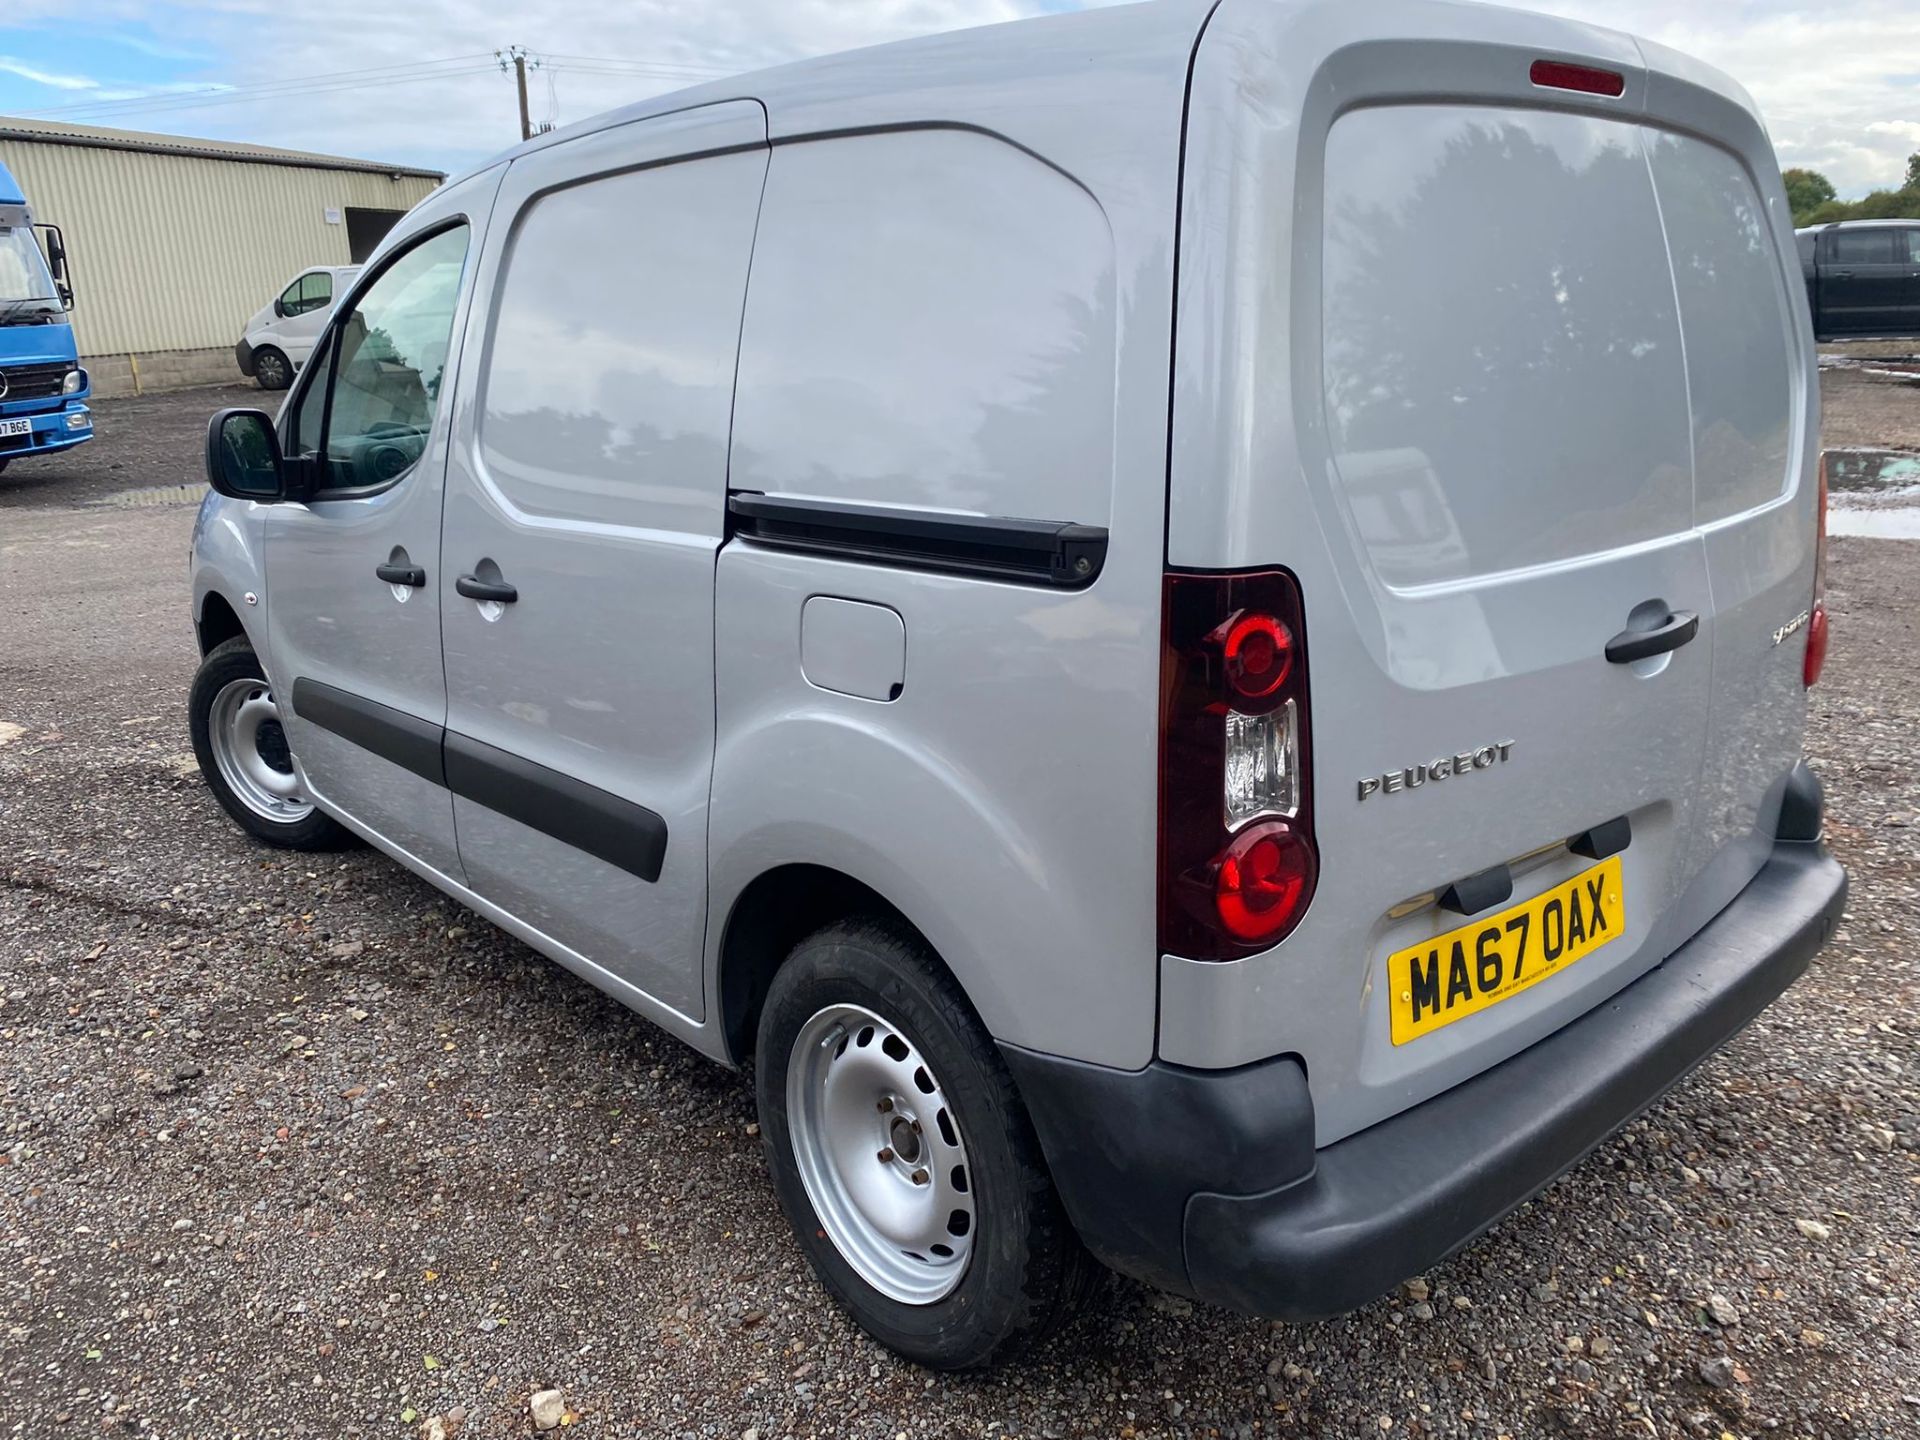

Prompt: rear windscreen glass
xmin=1322 ymin=106 xmax=1692 ymax=587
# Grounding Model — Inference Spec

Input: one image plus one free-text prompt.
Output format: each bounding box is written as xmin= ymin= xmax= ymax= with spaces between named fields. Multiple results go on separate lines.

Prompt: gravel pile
xmin=2 ymin=386 xmax=1914 ymax=1438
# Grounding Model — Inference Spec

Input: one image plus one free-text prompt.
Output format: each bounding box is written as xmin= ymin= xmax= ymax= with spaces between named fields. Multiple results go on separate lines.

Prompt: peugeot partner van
xmin=234 ymin=264 xmax=358 ymax=390
xmin=187 ymin=0 xmax=1847 ymax=1369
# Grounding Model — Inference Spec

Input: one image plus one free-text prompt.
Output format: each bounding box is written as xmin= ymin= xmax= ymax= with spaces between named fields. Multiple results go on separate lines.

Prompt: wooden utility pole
xmin=499 ymin=46 xmax=533 ymax=141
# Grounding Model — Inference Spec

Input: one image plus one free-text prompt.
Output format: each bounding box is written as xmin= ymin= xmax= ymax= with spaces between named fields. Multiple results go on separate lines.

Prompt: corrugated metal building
xmin=0 ymin=117 xmax=441 ymax=396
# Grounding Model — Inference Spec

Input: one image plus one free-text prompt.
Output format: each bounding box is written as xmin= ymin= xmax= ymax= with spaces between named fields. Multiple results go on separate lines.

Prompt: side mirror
xmin=272 ymin=297 xmax=287 ymax=318
xmin=35 ymin=224 xmax=72 ymax=309
xmin=205 ymin=408 xmax=287 ymax=501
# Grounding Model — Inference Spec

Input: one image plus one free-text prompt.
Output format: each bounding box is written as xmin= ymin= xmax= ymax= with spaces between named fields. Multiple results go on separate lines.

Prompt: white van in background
xmin=234 ymin=265 xmax=358 ymax=390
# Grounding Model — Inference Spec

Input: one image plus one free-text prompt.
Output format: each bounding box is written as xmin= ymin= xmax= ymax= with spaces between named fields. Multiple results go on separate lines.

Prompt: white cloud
xmin=0 ymin=55 xmax=108 ymax=90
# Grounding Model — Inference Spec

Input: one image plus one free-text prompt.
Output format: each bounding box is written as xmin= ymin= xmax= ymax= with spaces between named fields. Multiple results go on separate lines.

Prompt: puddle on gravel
xmin=92 ymin=483 xmax=208 ymax=509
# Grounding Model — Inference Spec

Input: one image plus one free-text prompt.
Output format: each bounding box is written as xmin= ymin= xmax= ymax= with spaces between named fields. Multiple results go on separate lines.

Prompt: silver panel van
xmin=187 ymin=0 xmax=1847 ymax=1369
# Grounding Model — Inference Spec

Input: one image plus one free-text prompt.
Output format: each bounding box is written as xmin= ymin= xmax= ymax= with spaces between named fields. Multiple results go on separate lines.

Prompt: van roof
xmin=444 ymin=0 xmax=1759 ymax=198
xmin=454 ymin=0 xmax=1217 ymax=183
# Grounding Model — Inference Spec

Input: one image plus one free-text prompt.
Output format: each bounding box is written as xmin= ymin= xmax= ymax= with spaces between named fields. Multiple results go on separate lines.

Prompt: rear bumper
xmin=1006 ymin=829 xmax=1846 ymax=1319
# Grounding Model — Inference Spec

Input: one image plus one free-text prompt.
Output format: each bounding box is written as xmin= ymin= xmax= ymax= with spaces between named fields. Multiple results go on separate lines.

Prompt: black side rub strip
xmin=728 ymin=492 xmax=1108 ymax=588
xmin=443 ymin=731 xmax=668 ymax=884
xmin=289 ymin=679 xmax=667 ymax=883
xmin=290 ymin=678 xmax=445 ymax=787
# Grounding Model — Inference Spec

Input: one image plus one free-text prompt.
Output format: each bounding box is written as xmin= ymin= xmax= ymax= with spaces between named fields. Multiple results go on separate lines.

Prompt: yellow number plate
xmin=1387 ymin=855 xmax=1624 ymax=1046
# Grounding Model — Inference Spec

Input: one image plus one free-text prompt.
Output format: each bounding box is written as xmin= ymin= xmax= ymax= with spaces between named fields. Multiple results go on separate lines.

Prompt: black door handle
xmin=1605 ymin=609 xmax=1698 ymax=664
xmin=375 ymin=562 xmax=426 ymax=587
xmin=456 ymin=574 xmax=518 ymax=604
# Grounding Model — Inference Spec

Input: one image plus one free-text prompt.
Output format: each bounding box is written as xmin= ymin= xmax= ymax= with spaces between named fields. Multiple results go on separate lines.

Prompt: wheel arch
xmin=715 ymin=862 xmax=941 ymax=1067
xmin=195 ymin=589 xmax=249 ymax=657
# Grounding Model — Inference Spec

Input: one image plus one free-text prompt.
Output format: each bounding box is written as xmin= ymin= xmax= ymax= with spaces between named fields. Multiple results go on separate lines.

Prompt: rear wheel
xmin=188 ymin=636 xmax=353 ymax=850
xmin=252 ymin=346 xmax=292 ymax=391
xmin=0 ymin=457 xmax=10 ymax=474
xmin=756 ymin=917 xmax=1097 ymax=1368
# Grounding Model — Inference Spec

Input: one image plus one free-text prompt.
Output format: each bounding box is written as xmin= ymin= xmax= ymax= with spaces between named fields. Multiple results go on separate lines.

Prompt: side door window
xmin=295 ymin=225 xmax=469 ymax=493
xmin=298 ymin=271 xmax=333 ymax=314
xmin=277 ymin=275 xmax=306 ymax=317
xmin=1830 ymin=229 xmax=1896 ymax=265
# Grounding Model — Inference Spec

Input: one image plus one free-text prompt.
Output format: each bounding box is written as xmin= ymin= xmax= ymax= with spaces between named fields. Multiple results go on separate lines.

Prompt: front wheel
xmin=252 ymin=346 xmax=292 ymax=391
xmin=188 ymin=636 xmax=354 ymax=850
xmin=756 ymin=918 xmax=1097 ymax=1368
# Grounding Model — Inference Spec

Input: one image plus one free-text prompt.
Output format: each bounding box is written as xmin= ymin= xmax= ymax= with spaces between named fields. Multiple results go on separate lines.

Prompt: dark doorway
xmin=344 ymin=207 xmax=407 ymax=263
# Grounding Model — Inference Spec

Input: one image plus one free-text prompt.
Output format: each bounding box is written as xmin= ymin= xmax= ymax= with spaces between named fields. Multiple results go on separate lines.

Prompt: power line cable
xmin=538 ymin=53 xmax=733 ymax=76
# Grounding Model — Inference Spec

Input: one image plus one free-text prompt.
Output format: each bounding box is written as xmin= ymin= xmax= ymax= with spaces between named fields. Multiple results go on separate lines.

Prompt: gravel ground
xmin=1 ymin=380 xmax=1916 ymax=1440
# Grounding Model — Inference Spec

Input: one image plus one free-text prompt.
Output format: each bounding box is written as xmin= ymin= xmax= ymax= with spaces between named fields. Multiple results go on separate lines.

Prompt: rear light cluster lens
xmin=1214 ymin=821 xmax=1315 ymax=943
xmin=1160 ymin=570 xmax=1316 ymax=959
xmin=1805 ymin=456 xmax=1830 ymax=688
xmin=1224 ymin=703 xmax=1298 ymax=827
xmin=1221 ymin=611 xmax=1293 ymax=703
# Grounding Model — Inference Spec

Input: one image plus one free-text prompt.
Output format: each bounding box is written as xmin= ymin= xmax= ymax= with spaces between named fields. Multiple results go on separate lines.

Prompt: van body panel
xmin=437 ymin=102 xmax=771 ymax=1020
xmin=1163 ymin=0 xmax=1817 ymax=1142
xmin=708 ymin=12 xmax=1204 ymax=1068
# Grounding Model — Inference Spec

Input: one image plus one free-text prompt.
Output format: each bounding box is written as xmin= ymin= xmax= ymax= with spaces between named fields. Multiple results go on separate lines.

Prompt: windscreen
xmin=0 ymin=226 xmax=61 ymax=318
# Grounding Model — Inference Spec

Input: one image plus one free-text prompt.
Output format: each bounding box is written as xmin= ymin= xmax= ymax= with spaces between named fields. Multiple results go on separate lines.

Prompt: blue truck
xmin=0 ymin=159 xmax=92 ymax=475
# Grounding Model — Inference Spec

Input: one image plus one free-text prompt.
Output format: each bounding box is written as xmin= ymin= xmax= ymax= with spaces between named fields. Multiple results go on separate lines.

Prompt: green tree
xmin=1783 ymin=167 xmax=1837 ymax=225
xmin=1907 ymin=150 xmax=1920 ymax=193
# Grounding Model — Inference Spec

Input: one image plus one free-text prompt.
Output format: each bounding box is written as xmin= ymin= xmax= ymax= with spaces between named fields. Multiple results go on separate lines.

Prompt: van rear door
xmin=1305 ymin=99 xmax=1717 ymax=1139
xmin=1162 ymin=6 xmax=1816 ymax=1144
xmin=1639 ymin=112 xmax=1811 ymax=941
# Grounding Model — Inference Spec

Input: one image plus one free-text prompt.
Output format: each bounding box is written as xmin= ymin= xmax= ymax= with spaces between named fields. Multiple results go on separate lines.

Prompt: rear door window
xmin=1830 ymin=229 xmax=1897 ymax=265
xmin=1643 ymin=132 xmax=1795 ymax=523
xmin=1321 ymin=105 xmax=1692 ymax=586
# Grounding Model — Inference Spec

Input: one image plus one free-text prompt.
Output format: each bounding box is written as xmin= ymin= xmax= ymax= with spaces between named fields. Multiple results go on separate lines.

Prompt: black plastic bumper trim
xmin=1184 ymin=839 xmax=1846 ymax=1319
xmin=443 ymin=731 xmax=667 ymax=884
xmin=1001 ymin=1047 xmax=1315 ymax=1296
xmin=1012 ymin=837 xmax=1844 ymax=1318
xmin=290 ymin=678 xmax=444 ymax=787
xmin=728 ymin=492 xmax=1108 ymax=588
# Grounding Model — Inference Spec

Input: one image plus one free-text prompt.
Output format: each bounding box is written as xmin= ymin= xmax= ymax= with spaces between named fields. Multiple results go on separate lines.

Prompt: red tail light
xmin=1805 ymin=456 xmax=1830 ymax=687
xmin=1159 ymin=570 xmax=1317 ymax=959
xmin=1529 ymin=59 xmax=1626 ymax=97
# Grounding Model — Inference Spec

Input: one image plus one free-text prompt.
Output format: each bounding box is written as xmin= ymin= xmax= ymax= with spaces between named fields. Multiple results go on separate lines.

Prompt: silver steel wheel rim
xmin=257 ymin=353 xmax=287 ymax=386
xmin=208 ymin=676 xmax=312 ymax=824
xmin=787 ymin=1003 xmax=976 ymax=1305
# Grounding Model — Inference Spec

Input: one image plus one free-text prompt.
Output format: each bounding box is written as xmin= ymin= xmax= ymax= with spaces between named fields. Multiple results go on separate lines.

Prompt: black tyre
xmin=253 ymin=346 xmax=292 ymax=391
xmin=756 ymin=917 xmax=1097 ymax=1368
xmin=0 ymin=456 xmax=10 ymax=474
xmin=188 ymin=636 xmax=354 ymax=850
